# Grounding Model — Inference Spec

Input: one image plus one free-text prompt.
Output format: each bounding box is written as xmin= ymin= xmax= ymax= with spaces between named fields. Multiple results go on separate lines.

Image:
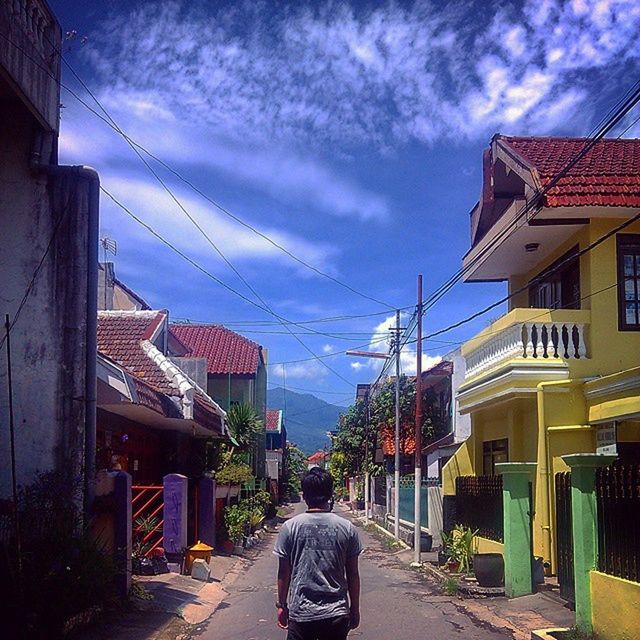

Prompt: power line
xmin=268 ymin=384 xmax=354 ymax=396
xmin=0 ymin=192 xmax=74 ymax=352
xmin=0 ymin=30 xmax=396 ymax=311
xmin=101 ymin=186 xmax=357 ymax=387
xmin=417 ymin=208 xmax=640 ymax=343
xmin=419 ymin=82 xmax=640 ymax=313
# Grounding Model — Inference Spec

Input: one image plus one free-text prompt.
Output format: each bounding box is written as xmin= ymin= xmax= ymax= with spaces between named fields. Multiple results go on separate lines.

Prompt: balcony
xmin=462 ymin=308 xmax=591 ymax=382
xmin=0 ymin=0 xmax=61 ymax=130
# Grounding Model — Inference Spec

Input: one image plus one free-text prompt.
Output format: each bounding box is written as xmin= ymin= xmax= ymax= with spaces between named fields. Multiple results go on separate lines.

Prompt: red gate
xmin=132 ymin=485 xmax=164 ymax=557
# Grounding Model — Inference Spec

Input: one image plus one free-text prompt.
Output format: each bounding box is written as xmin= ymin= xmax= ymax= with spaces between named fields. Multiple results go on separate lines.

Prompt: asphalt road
xmin=195 ymin=504 xmax=513 ymax=640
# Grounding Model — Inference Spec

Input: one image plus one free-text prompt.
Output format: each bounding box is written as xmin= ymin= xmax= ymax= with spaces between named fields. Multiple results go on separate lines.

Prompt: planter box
xmin=215 ymin=485 xmax=230 ymax=499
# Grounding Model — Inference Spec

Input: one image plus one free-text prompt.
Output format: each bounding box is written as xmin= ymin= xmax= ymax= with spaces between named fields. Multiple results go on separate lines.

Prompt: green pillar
xmin=496 ymin=462 xmax=536 ymax=598
xmin=562 ymin=453 xmax=616 ymax=634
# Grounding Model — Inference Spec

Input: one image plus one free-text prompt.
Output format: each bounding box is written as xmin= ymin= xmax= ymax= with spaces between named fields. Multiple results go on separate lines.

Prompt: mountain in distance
xmin=267 ymin=387 xmax=348 ymax=454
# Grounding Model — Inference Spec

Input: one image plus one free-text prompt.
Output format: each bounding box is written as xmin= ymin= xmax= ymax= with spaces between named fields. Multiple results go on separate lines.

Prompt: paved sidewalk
xmin=347 ymin=509 xmax=575 ymax=640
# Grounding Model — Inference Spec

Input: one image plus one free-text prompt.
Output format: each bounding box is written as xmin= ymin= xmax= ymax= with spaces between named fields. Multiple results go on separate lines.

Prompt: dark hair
xmin=301 ymin=467 xmax=333 ymax=507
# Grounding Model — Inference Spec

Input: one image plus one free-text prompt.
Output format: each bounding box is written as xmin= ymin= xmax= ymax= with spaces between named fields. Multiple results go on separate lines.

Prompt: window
xmin=617 ymin=234 xmax=640 ymax=331
xmin=529 ymin=245 xmax=580 ymax=310
xmin=483 ymin=438 xmax=509 ymax=475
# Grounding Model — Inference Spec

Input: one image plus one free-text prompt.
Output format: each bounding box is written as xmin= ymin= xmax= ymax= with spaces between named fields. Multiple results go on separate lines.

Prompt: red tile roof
xmin=500 ymin=136 xmax=640 ymax=209
xmin=170 ymin=324 xmax=262 ymax=375
xmin=379 ymin=422 xmax=416 ymax=456
xmin=97 ymin=311 xmax=173 ymax=394
xmin=266 ymin=409 xmax=282 ymax=432
xmin=98 ymin=311 xmax=225 ymax=435
xmin=307 ymin=451 xmax=326 ymax=463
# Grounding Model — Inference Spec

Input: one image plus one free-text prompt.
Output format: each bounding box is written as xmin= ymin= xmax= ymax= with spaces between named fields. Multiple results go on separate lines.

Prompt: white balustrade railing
xmin=465 ymin=318 xmax=589 ymax=379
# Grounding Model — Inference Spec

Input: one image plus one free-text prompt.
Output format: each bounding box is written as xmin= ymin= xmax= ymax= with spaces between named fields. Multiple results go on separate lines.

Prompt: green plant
xmin=224 ymin=503 xmax=247 ymax=543
xmin=132 ymin=515 xmax=159 ymax=559
xmin=2 ymin=471 xmax=117 ymax=637
xmin=442 ymin=524 xmax=477 ymax=574
xmin=443 ymin=577 xmax=459 ymax=596
xmin=226 ymin=403 xmax=264 ymax=450
xmin=215 ymin=462 xmax=254 ymax=486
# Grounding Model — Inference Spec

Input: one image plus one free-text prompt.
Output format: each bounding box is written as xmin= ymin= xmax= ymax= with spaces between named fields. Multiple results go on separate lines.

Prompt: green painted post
xmin=496 ymin=463 xmax=536 ymax=598
xmin=562 ymin=453 xmax=616 ymax=634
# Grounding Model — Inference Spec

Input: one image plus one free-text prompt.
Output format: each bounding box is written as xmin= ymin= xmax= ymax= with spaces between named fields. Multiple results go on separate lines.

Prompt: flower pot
xmin=233 ymin=544 xmax=244 ymax=556
xmin=473 ymin=553 xmax=504 ymax=587
xmin=220 ymin=539 xmax=234 ymax=555
xmin=215 ymin=485 xmax=230 ymax=499
xmin=420 ymin=533 xmax=433 ymax=552
xmin=447 ymin=561 xmax=460 ymax=573
xmin=229 ymin=484 xmax=241 ymax=498
xmin=355 ymin=500 xmax=365 ymax=510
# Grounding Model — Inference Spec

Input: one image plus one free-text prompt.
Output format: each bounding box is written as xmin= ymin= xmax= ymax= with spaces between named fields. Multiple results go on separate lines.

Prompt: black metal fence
xmin=555 ymin=472 xmax=575 ymax=602
xmin=596 ymin=463 xmax=640 ymax=583
xmin=373 ymin=476 xmax=386 ymax=506
xmin=455 ymin=475 xmax=503 ymax=542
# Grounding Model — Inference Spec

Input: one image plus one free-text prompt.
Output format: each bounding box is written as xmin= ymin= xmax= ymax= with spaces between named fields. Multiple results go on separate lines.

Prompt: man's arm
xmin=276 ymin=557 xmax=292 ymax=629
xmin=346 ymin=555 xmax=361 ymax=629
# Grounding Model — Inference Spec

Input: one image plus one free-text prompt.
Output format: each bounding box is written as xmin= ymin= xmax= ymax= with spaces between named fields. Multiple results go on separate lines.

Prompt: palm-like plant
xmin=226 ymin=403 xmax=263 ymax=451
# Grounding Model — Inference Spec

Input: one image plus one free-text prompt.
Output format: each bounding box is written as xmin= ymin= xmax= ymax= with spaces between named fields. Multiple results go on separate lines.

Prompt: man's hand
xmin=349 ymin=607 xmax=360 ymax=629
xmin=277 ymin=606 xmax=289 ymax=629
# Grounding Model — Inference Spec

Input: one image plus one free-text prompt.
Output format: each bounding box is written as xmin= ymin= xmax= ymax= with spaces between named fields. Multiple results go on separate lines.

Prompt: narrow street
xmin=196 ymin=505 xmax=513 ymax=640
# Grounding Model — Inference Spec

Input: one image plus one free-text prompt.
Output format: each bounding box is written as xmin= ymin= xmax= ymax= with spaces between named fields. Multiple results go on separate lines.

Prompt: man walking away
xmin=274 ymin=468 xmax=362 ymax=640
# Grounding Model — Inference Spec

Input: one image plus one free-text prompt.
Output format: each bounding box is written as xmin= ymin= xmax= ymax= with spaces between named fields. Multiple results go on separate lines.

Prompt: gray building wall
xmin=0 ymin=19 xmax=98 ymax=503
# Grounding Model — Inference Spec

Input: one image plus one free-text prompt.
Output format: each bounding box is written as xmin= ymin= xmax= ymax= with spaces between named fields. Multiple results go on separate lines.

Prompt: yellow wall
xmin=475 ymin=536 xmax=504 ymax=555
xmin=442 ymin=438 xmax=474 ymax=495
xmin=591 ymin=571 xmax=640 ymax=640
xmin=507 ymin=219 xmax=640 ymax=379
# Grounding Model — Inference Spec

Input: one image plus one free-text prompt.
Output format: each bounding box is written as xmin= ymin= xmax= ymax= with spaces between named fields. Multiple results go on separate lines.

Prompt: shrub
xmin=215 ymin=462 xmax=254 ymax=486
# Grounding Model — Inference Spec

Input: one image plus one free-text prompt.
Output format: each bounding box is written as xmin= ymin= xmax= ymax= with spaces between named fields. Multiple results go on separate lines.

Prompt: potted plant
xmin=215 ymin=462 xmax=254 ymax=500
xmin=442 ymin=524 xmax=477 ymax=574
xmin=224 ymin=503 xmax=247 ymax=555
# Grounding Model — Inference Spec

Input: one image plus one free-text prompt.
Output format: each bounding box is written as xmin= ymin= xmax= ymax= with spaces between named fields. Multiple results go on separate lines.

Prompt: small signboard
xmin=596 ymin=423 xmax=617 ymax=455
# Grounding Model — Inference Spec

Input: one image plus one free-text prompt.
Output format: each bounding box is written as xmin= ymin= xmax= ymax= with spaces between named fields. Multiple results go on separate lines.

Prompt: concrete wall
xmin=591 ymin=571 xmax=640 ymax=640
xmin=0 ymin=95 xmax=95 ymax=500
xmin=475 ymin=536 xmax=504 ymax=555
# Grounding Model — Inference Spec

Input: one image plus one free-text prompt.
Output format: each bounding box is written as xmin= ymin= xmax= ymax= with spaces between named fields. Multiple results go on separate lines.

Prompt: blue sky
xmin=51 ymin=0 xmax=640 ymax=406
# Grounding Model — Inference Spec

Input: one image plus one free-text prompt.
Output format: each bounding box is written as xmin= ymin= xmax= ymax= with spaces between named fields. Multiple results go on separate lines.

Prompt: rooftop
xmin=501 ymin=136 xmax=640 ymax=209
xmin=170 ymin=324 xmax=263 ymax=376
xmin=266 ymin=409 xmax=282 ymax=433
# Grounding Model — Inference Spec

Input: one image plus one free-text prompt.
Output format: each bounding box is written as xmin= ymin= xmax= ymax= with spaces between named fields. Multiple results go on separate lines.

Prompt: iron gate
xmin=555 ymin=472 xmax=575 ymax=603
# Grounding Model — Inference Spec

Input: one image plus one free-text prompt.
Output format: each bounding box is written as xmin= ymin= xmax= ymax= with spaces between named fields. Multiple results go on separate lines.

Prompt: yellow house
xmin=443 ymin=135 xmax=640 ymax=573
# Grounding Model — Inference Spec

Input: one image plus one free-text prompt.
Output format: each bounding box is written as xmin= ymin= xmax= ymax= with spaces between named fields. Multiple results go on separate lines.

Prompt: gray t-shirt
xmin=273 ymin=511 xmax=363 ymax=622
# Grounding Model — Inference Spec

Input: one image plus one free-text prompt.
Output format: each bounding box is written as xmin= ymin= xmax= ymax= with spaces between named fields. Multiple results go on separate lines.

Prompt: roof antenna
xmin=100 ymin=237 xmax=117 ymax=310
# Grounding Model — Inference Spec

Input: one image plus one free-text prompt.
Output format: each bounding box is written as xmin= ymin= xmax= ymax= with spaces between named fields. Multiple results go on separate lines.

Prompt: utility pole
xmin=394 ymin=309 xmax=401 ymax=542
xmin=364 ymin=388 xmax=370 ymax=525
xmin=413 ymin=275 xmax=423 ymax=564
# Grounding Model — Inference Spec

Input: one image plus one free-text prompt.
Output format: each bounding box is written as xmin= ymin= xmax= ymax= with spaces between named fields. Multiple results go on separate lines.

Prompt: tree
xmin=282 ymin=443 xmax=306 ymax=498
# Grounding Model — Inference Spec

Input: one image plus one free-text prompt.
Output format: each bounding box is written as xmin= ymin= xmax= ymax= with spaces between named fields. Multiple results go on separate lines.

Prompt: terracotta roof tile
xmin=266 ymin=409 xmax=282 ymax=432
xmin=97 ymin=311 xmax=174 ymax=394
xmin=98 ymin=311 xmax=225 ymax=435
xmin=170 ymin=324 xmax=262 ymax=375
xmin=501 ymin=136 xmax=640 ymax=208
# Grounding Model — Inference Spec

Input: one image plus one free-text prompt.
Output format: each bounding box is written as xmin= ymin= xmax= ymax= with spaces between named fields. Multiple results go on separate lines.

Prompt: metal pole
xmin=364 ymin=389 xmax=370 ymax=524
xmin=394 ymin=309 xmax=401 ymax=541
xmin=414 ymin=275 xmax=423 ymax=564
xmin=5 ymin=315 xmax=22 ymax=577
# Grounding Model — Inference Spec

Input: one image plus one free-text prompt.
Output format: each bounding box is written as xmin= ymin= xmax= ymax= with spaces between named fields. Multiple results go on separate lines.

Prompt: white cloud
xmin=322 ymin=344 xmax=334 ymax=354
xmin=76 ymin=0 xmax=640 ymax=150
xmin=99 ymin=173 xmax=336 ymax=271
xmin=349 ymin=313 xmax=442 ymax=377
xmin=271 ymin=361 xmax=329 ymax=380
